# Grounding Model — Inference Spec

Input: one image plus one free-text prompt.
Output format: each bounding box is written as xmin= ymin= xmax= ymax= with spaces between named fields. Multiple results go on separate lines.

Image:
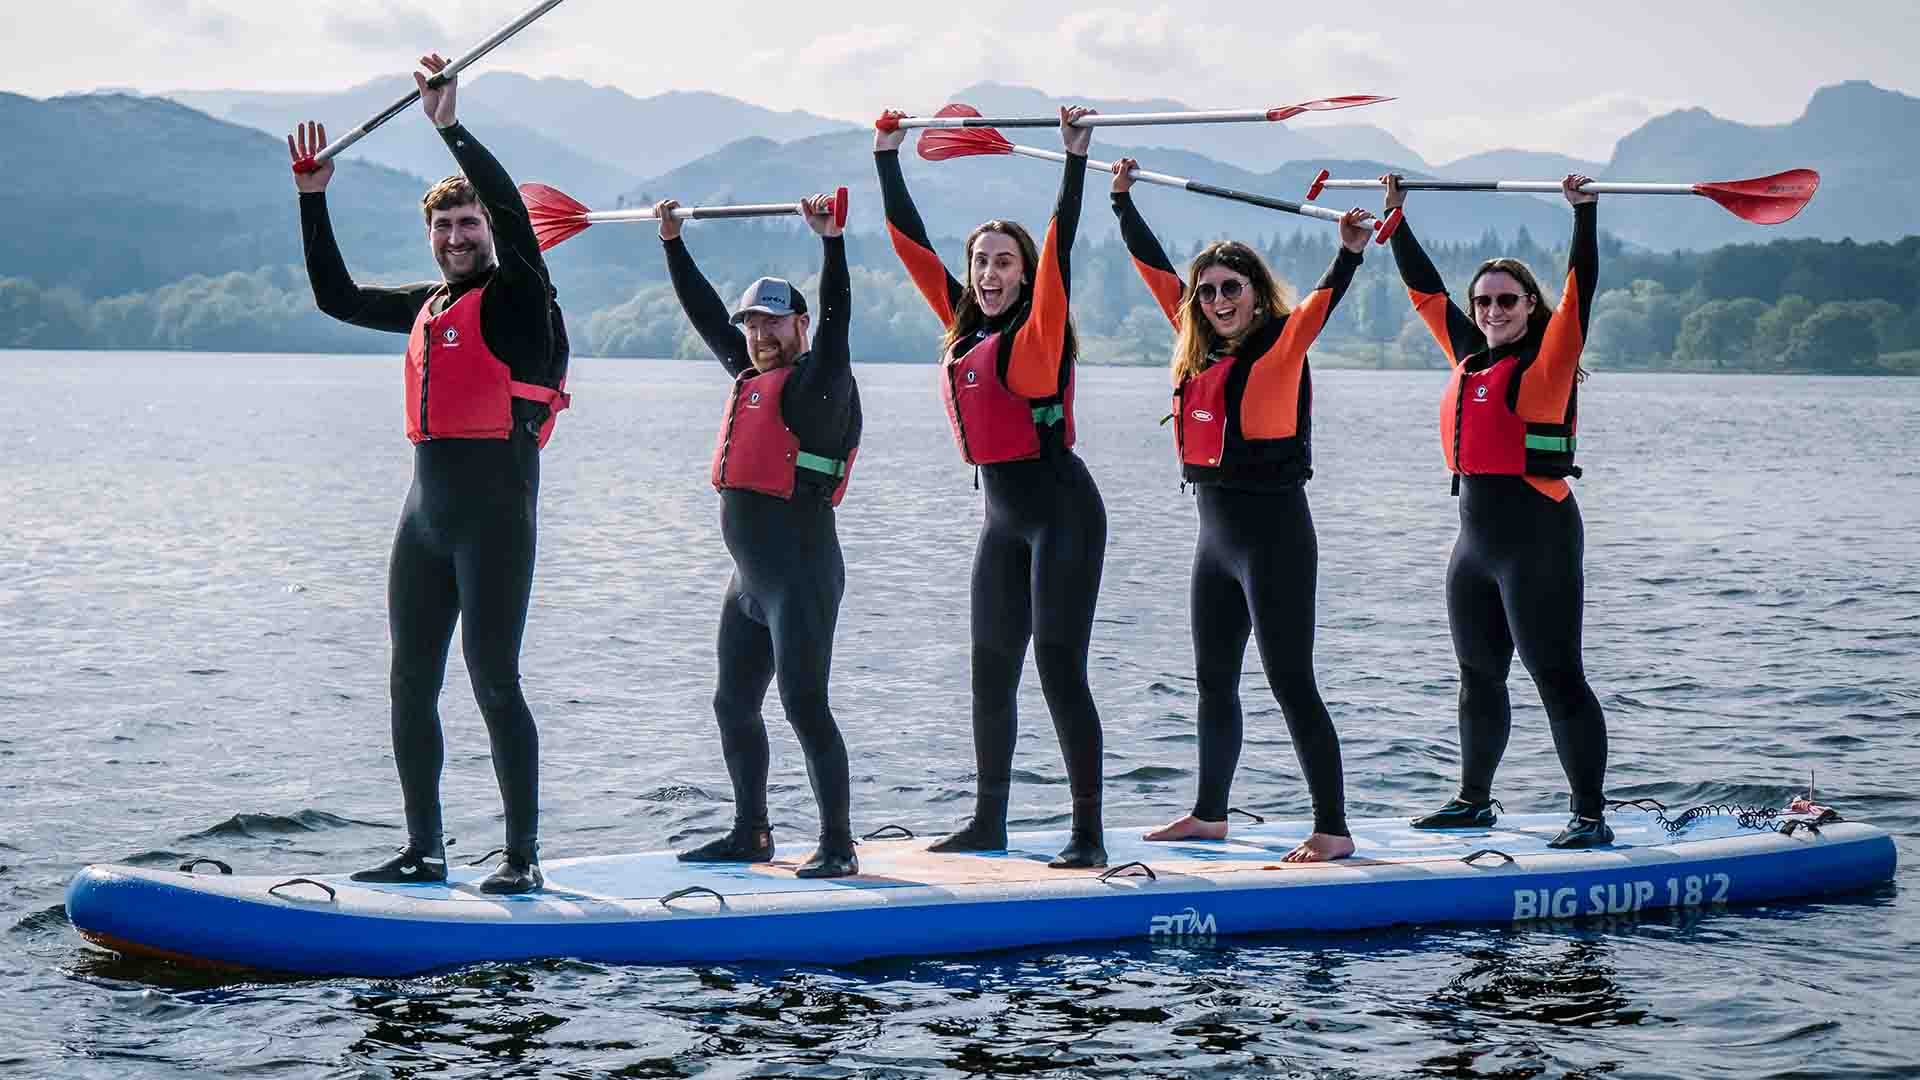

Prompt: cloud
xmin=1056 ymin=7 xmax=1192 ymax=76
xmin=321 ymin=1 xmax=448 ymax=49
xmin=129 ymin=0 xmax=239 ymax=41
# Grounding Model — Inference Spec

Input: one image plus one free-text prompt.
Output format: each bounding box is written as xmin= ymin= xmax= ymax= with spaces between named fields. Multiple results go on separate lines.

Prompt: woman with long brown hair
xmin=1382 ymin=172 xmax=1613 ymax=848
xmin=1111 ymin=158 xmax=1373 ymax=861
xmin=874 ymin=106 xmax=1109 ymax=869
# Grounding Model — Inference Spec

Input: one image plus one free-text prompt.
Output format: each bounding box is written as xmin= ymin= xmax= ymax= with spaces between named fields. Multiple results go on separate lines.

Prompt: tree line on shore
xmin=4 ymin=228 xmax=1916 ymax=374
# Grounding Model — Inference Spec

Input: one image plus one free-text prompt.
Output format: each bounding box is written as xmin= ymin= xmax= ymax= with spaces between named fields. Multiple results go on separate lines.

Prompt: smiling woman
xmin=1108 ymin=161 xmax=1375 ymax=863
xmin=874 ymin=104 xmax=1111 ymax=870
xmin=1382 ymin=171 xmax=1614 ymax=849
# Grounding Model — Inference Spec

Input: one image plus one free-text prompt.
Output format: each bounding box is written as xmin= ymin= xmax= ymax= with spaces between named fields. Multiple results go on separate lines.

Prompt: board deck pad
xmin=67 ymin=808 xmax=1897 ymax=976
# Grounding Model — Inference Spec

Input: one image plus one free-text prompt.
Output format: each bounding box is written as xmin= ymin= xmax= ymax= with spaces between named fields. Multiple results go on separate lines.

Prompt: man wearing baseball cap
xmin=654 ymin=191 xmax=864 ymax=878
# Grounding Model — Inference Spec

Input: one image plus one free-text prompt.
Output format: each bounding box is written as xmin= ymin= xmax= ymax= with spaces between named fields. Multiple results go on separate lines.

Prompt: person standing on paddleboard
xmin=288 ymin=53 xmax=569 ymax=894
xmin=1109 ymin=159 xmax=1373 ymax=862
xmin=875 ymin=106 xmax=1109 ymax=870
xmin=1382 ymin=172 xmax=1613 ymax=848
xmin=655 ymin=192 xmax=863 ymax=879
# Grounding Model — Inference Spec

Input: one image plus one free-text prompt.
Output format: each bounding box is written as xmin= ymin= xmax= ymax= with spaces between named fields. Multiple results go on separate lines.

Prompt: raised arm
xmin=656 ymin=198 xmax=750 ymax=377
xmin=1240 ymin=211 xmax=1371 ymax=438
xmin=1110 ymin=160 xmax=1184 ymax=326
xmin=1383 ymin=174 xmax=1482 ymax=364
xmin=875 ymin=113 xmax=961 ymax=326
xmin=1516 ymin=177 xmax=1599 ymax=421
xmin=289 ymin=121 xmax=436 ymax=332
xmin=806 ymin=194 xmax=851 ymax=386
xmin=1006 ymin=105 xmax=1093 ymax=400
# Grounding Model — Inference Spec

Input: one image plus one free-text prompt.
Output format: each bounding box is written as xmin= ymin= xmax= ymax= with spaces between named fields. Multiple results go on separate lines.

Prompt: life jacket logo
xmin=747 ymin=390 xmax=762 ymax=407
xmin=1149 ymin=906 xmax=1217 ymax=937
xmin=965 ymin=370 xmax=978 ymax=385
xmin=1190 ymin=409 xmax=1215 ymax=423
xmin=442 ymin=327 xmax=460 ymax=346
xmin=1474 ymin=384 xmax=1489 ymax=401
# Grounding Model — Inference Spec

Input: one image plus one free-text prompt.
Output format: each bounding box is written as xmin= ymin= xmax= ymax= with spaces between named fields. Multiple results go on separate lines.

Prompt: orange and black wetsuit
xmin=1390 ymin=203 xmax=1608 ymax=821
xmin=301 ymin=122 xmax=565 ymax=880
xmin=877 ymin=147 xmax=1107 ymax=866
xmin=1114 ymin=190 xmax=1356 ymax=837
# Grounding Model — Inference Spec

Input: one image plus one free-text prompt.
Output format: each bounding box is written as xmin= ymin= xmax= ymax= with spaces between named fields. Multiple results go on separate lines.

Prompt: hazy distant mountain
xmin=167 ymin=72 xmax=857 ymax=205
xmin=1603 ymin=80 xmax=1920 ymax=250
xmin=165 ymin=78 xmax=640 ymax=205
xmin=1438 ymin=149 xmax=1607 ymax=181
xmin=0 ymin=92 xmax=431 ymax=297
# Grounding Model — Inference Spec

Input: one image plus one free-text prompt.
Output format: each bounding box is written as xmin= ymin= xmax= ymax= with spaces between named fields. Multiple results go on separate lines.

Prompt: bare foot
xmin=1282 ymin=832 xmax=1355 ymax=863
xmin=1143 ymin=815 xmax=1229 ymax=842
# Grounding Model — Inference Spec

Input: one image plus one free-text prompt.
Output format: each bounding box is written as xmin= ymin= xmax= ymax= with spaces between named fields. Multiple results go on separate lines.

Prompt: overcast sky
xmin=9 ymin=0 xmax=1914 ymax=163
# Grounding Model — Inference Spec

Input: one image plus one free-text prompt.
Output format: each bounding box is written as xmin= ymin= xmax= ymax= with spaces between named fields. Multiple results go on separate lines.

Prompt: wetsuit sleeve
xmin=1006 ymin=153 xmax=1085 ymax=399
xmin=1515 ymin=202 xmax=1597 ymax=422
xmin=876 ymin=149 xmax=961 ymax=326
xmin=1241 ymin=246 xmax=1363 ymax=439
xmin=811 ymin=234 xmax=851 ymax=383
xmin=663 ymin=235 xmax=750 ymax=378
xmin=1389 ymin=217 xmax=1483 ymax=364
xmin=1110 ymin=191 xmax=1184 ymax=325
xmin=298 ymin=192 xmax=437 ymax=332
xmin=440 ymin=123 xmax=555 ymax=384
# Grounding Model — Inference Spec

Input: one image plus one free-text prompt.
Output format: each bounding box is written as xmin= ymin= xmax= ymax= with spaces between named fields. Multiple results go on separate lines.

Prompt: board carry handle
xmin=1099 ymin=861 xmax=1158 ymax=882
xmin=659 ymin=885 xmax=728 ymax=908
xmin=178 ymin=857 xmax=233 ymax=875
xmin=860 ymin=824 xmax=916 ymax=841
xmin=1461 ymin=849 xmax=1516 ymax=866
xmin=268 ymin=878 xmax=338 ymax=901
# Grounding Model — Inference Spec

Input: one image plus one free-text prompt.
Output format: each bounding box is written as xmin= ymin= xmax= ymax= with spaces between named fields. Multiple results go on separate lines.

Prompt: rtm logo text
xmin=1150 ymin=907 xmax=1217 ymax=937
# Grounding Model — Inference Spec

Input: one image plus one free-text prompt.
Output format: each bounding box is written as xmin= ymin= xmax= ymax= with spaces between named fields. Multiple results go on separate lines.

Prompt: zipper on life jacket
xmin=420 ymin=314 xmax=433 ymax=439
xmin=1450 ymin=365 xmax=1470 ymax=496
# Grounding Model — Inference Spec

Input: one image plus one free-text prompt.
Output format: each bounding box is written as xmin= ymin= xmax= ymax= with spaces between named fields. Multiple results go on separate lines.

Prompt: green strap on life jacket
xmin=795 ymin=450 xmax=847 ymax=478
xmin=1031 ymin=404 xmax=1065 ymax=427
xmin=1525 ymin=434 xmax=1576 ymax=453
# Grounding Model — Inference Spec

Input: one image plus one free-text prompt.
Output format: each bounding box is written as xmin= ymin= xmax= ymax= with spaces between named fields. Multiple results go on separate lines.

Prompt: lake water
xmin=3 ymin=351 xmax=1917 ymax=1078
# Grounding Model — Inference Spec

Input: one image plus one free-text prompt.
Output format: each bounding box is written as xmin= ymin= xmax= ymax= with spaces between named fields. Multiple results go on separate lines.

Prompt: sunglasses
xmin=1194 ymin=279 xmax=1247 ymax=305
xmin=1471 ymin=292 xmax=1527 ymax=311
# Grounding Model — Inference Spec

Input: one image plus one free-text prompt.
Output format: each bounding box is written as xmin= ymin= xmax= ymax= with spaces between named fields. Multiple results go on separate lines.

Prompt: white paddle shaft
xmin=1003 ymin=144 xmax=1349 ymax=224
xmin=1317 ymin=179 xmax=1697 ymax=195
xmin=582 ymin=203 xmax=809 ymax=223
xmin=314 ymin=0 xmax=567 ymax=164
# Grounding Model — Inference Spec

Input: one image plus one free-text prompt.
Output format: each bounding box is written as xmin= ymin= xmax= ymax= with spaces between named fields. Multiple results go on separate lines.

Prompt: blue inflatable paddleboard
xmin=66 ymin=806 xmax=1895 ymax=976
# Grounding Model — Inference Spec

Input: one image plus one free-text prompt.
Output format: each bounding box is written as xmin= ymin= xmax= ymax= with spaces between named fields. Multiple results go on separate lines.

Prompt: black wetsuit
xmin=300 ymin=122 xmax=564 ymax=863
xmin=1112 ymin=192 xmax=1355 ymax=836
xmin=878 ymin=149 xmax=1107 ymax=859
xmin=664 ymin=233 xmax=860 ymax=857
xmin=1391 ymin=206 xmax=1608 ymax=819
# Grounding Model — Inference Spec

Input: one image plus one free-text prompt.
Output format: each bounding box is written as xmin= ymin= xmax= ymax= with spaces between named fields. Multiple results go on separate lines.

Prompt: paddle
xmin=519 ymin=184 xmax=851 ymax=251
xmin=918 ymin=110 xmax=1400 ymax=243
xmin=877 ymin=94 xmax=1391 ymax=131
xmin=290 ymin=0 xmax=569 ymax=173
xmin=1304 ymin=168 xmax=1821 ymax=225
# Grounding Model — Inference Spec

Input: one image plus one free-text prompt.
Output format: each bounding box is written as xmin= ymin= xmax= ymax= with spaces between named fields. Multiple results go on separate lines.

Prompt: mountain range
xmin=6 ymin=78 xmax=1916 ymax=302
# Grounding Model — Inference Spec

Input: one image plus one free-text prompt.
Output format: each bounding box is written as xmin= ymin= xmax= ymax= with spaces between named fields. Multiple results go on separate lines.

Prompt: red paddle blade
xmin=518 ymin=182 xmax=593 ymax=250
xmin=1694 ymin=169 xmax=1820 ymax=224
xmin=918 ymin=106 xmax=1015 ymax=161
xmin=1267 ymin=94 xmax=1393 ymax=122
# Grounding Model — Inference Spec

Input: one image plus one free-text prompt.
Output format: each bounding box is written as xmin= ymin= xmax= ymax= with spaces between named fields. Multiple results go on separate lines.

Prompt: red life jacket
xmin=1441 ymin=352 xmax=1578 ymax=480
xmin=405 ymin=284 xmax=570 ymax=448
xmin=939 ymin=331 xmax=1075 ymax=466
xmin=711 ymin=365 xmax=855 ymax=507
xmin=1171 ymin=353 xmax=1312 ymax=489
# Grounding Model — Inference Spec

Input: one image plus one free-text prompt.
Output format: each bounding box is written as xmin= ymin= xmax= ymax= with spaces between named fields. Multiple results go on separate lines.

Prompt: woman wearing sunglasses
xmin=1110 ymin=158 xmax=1374 ymax=862
xmin=1381 ymin=172 xmax=1612 ymax=849
xmin=873 ymin=106 xmax=1110 ymax=869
